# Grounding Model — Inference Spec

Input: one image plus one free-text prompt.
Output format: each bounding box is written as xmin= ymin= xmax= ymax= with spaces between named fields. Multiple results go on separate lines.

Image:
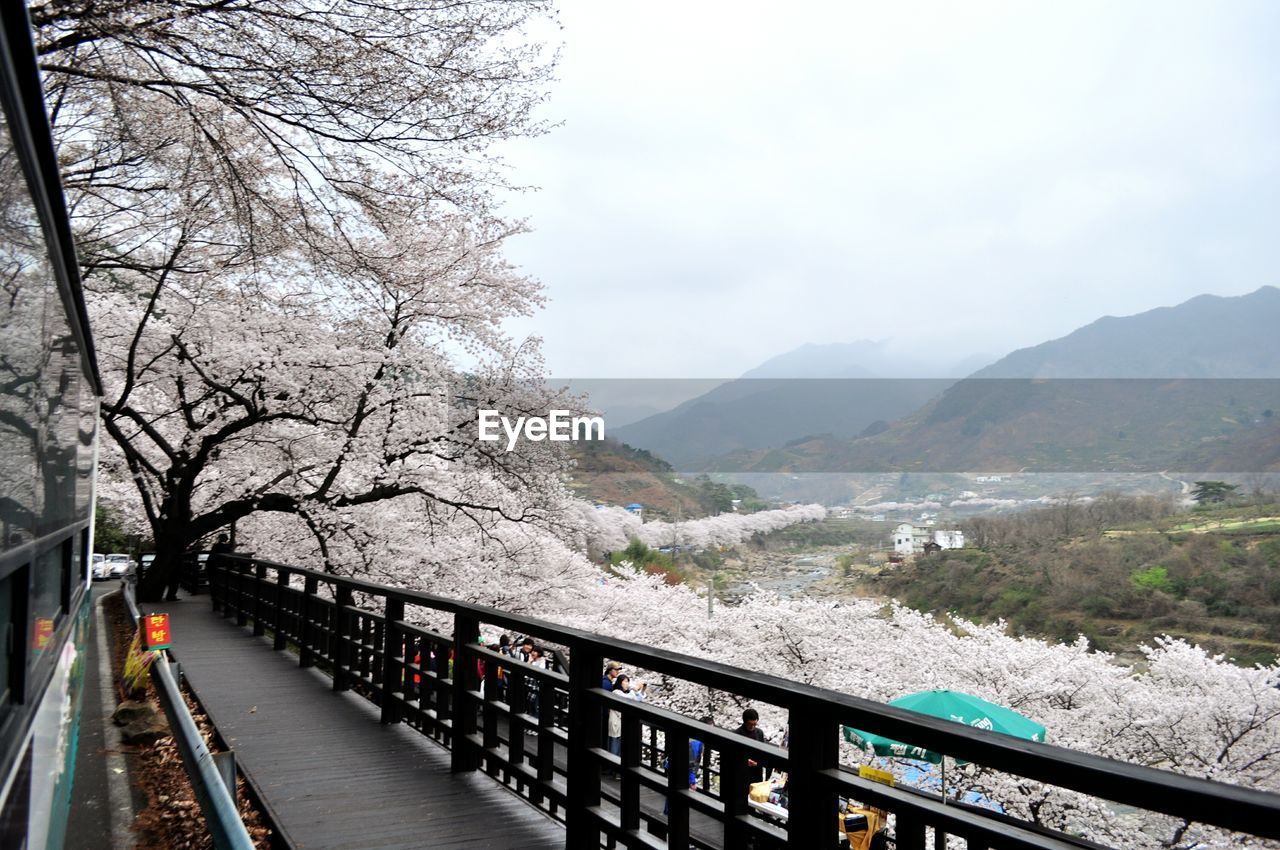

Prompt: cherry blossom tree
xmin=32 ymin=0 xmax=561 ymax=599
xmin=560 ymin=580 xmax=1280 ymax=848
xmin=570 ymin=502 xmax=827 ymax=554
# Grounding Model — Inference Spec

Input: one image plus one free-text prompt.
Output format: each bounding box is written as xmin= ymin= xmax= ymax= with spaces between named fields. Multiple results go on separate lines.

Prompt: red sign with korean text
xmin=34 ymin=617 xmax=54 ymax=651
xmin=141 ymin=613 xmax=172 ymax=650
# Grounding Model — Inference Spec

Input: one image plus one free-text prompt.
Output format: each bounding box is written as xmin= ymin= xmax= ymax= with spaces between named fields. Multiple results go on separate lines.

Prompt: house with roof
xmin=893 ymin=523 xmax=965 ymax=556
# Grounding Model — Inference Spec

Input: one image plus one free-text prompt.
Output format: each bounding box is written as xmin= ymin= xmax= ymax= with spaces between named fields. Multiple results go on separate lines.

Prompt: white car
xmin=91 ymin=553 xmax=107 ymax=580
xmin=105 ymin=553 xmax=134 ymax=578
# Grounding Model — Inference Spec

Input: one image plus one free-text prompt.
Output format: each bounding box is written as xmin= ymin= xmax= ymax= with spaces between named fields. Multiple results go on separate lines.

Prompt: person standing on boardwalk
xmin=210 ymin=533 xmax=234 ymax=560
xmin=734 ymin=708 xmax=769 ymax=784
xmin=605 ymin=674 xmax=638 ymax=777
xmin=168 ymin=533 xmax=231 ymax=601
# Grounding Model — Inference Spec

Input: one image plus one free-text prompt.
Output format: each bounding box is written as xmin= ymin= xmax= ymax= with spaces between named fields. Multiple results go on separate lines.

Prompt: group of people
xmin=489 ymin=634 xmax=554 ymax=718
xmin=600 ymin=671 xmax=775 ymax=798
xmin=481 ymin=644 xmax=884 ymax=846
xmin=498 ymin=635 xmax=550 ymax=669
xmin=601 ymin=660 xmax=649 ymax=696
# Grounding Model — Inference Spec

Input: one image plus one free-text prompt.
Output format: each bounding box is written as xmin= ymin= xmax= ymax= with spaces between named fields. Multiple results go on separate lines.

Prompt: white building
xmin=933 ymin=528 xmax=965 ymax=549
xmin=893 ymin=523 xmax=965 ymax=555
xmin=893 ymin=523 xmax=929 ymax=555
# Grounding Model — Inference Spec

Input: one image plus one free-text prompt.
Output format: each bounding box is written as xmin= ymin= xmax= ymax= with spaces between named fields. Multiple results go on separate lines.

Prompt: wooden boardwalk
xmin=155 ymin=597 xmax=566 ymax=850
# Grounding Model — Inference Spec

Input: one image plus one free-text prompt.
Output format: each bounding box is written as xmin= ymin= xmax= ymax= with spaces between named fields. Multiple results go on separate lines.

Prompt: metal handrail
xmin=210 ymin=554 xmax=1280 ymax=848
xmin=123 ymin=583 xmax=255 ymax=850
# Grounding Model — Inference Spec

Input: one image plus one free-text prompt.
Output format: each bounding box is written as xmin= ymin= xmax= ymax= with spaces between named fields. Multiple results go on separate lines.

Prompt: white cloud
xmin=500 ymin=0 xmax=1280 ymax=377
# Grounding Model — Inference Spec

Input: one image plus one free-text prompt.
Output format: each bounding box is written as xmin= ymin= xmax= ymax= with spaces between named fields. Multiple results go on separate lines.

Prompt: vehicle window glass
xmin=0 ymin=571 xmax=13 ymax=714
xmin=64 ymin=534 xmax=78 ymax=608
xmin=0 ymin=108 xmax=46 ymax=554
xmin=31 ymin=547 xmax=62 ymax=657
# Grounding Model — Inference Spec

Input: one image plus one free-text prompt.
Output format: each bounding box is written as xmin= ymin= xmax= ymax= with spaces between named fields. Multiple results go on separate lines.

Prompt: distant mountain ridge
xmin=972 ymin=286 xmax=1280 ymax=379
xmin=610 ymin=341 xmax=982 ymax=467
xmin=611 ymin=378 xmax=952 ymax=467
xmin=695 ymin=287 xmax=1280 ymax=473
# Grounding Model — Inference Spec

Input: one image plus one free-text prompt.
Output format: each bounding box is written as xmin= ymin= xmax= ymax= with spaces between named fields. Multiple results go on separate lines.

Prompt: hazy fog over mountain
xmin=740 ymin=340 xmax=994 ymax=380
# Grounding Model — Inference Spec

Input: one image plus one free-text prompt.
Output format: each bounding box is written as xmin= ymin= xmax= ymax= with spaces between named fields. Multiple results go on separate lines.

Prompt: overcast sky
xmin=498 ymin=0 xmax=1280 ymax=379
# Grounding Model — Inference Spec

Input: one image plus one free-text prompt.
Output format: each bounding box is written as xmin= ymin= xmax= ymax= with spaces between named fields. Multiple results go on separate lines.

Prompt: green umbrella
xmin=844 ymin=690 xmax=1047 ymax=802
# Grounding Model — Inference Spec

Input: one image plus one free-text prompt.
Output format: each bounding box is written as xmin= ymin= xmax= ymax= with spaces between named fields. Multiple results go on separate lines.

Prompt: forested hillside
xmin=877 ymin=496 xmax=1280 ymax=663
xmin=568 ymin=439 xmax=766 ymax=519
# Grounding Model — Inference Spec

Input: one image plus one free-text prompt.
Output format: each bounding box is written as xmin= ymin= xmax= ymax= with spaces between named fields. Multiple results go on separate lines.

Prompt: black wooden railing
xmin=208 ymin=555 xmax=1280 ymax=850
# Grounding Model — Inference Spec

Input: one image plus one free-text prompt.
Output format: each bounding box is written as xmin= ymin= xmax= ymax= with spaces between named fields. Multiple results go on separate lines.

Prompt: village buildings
xmin=892 ymin=522 xmax=965 ymax=556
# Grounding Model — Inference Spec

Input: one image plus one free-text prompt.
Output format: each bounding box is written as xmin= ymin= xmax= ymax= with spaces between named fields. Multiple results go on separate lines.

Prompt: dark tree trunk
xmin=137 ymin=533 xmax=188 ymax=603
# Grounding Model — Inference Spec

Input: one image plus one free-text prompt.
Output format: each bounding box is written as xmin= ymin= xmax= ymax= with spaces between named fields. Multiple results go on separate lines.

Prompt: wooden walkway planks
xmin=155 ymin=597 xmax=566 ymax=850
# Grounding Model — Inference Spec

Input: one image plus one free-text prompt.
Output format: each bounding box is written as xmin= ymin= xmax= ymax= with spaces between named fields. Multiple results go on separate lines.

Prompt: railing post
xmin=252 ymin=561 xmax=267 ymax=637
xmin=381 ymin=597 xmax=404 ymax=724
xmin=699 ymin=732 xmax=712 ymax=792
xmin=564 ymin=641 xmax=603 ymax=850
xmin=482 ymin=652 xmax=501 ymax=780
xmin=333 ymin=585 xmax=354 ymax=692
xmin=216 ymin=557 xmax=227 ymax=616
xmin=620 ymin=708 xmax=641 ymax=833
xmin=720 ymin=738 xmax=751 ymax=849
xmin=210 ymin=557 xmax=222 ymax=613
xmin=299 ymin=575 xmax=318 ymax=667
xmin=451 ymin=611 xmax=480 ymax=773
xmin=535 ymin=678 xmax=556 ymax=802
xmin=359 ymin=617 xmax=374 ymax=686
xmin=505 ymin=667 xmax=528 ymax=789
xmin=235 ymin=560 xmax=248 ymax=628
xmin=665 ymin=728 xmax=691 ymax=850
xmin=428 ymin=636 xmax=445 ymax=719
xmin=371 ymin=620 xmax=384 ymax=696
xmin=273 ymin=569 xmax=289 ymax=651
xmin=786 ymin=700 xmax=839 ymax=849
xmin=217 ymin=558 xmax=231 ymax=617
xmin=896 ymin=815 xmax=926 ymax=850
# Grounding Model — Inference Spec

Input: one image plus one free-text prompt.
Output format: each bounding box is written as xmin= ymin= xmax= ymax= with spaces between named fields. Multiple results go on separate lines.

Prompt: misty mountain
xmin=707 ymin=287 xmax=1280 ymax=473
xmin=971 ymin=286 xmax=1280 ymax=378
xmin=597 ymin=403 xmax=664 ymax=429
xmin=560 ymin=379 xmax=728 ymax=431
xmin=611 ymin=379 xmax=952 ymax=468
xmin=608 ymin=340 xmax=991 ymax=467
xmin=740 ymin=340 xmax=989 ymax=379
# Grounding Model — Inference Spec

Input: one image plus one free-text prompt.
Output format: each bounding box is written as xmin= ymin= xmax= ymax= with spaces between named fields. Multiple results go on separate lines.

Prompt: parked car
xmin=139 ymin=553 xmax=155 ymax=578
xmin=91 ymin=553 xmax=107 ymax=580
xmin=105 ymin=553 xmax=134 ymax=578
